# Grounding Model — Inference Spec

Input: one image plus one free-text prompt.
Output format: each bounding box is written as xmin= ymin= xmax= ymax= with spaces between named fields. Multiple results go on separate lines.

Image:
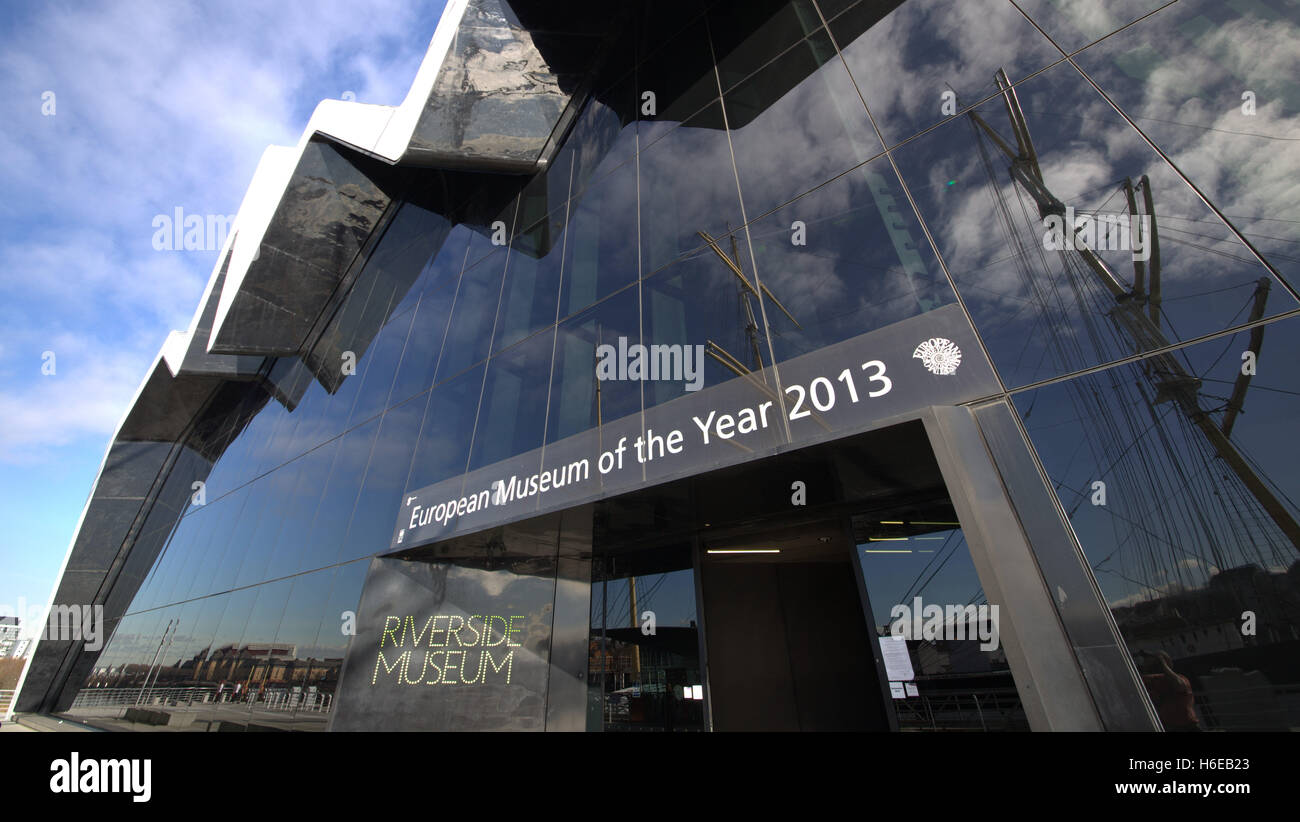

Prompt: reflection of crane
xmin=969 ymin=69 xmax=1298 ymax=585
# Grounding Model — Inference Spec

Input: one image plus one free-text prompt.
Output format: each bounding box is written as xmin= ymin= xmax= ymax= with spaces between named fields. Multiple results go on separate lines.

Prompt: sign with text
xmin=330 ymin=555 xmax=556 ymax=731
xmin=392 ymin=303 xmax=998 ymax=550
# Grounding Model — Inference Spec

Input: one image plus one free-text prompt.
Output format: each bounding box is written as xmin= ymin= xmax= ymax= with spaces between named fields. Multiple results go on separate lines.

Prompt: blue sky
xmin=0 ymin=0 xmax=445 ymax=633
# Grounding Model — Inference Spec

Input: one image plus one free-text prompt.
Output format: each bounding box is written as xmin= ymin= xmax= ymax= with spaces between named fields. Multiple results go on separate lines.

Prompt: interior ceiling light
xmin=706 ymin=548 xmax=780 ymax=554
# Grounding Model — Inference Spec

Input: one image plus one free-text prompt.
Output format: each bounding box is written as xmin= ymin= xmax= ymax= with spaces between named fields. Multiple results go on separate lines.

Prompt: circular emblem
xmin=913 ymin=337 xmax=962 ymax=376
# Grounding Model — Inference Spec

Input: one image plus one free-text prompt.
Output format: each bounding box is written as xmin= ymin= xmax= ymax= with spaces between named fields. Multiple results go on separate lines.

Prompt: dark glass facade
xmin=29 ymin=0 xmax=1300 ymax=732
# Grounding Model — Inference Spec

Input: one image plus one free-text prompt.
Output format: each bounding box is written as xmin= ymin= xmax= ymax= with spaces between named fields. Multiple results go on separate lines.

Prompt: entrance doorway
xmin=700 ymin=520 xmax=889 ymax=731
xmin=587 ymin=419 xmax=1030 ymax=731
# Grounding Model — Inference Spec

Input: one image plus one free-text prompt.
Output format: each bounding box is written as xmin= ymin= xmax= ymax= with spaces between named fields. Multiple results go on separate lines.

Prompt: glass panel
xmin=638 ymin=100 xmax=744 ymax=276
xmin=1016 ymin=314 xmax=1300 ymax=730
xmin=891 ymin=60 xmax=1298 ymax=389
xmin=297 ymin=560 xmax=369 ymax=728
xmin=1014 ymin=0 xmax=1171 ymax=53
xmin=128 ymin=516 xmax=187 ymax=613
xmin=559 ymin=160 xmax=639 ymax=319
xmin=258 ymin=568 xmax=338 ymax=730
xmin=493 ymin=209 xmax=568 ymax=353
xmin=193 ymin=587 xmax=258 ymax=723
xmin=142 ymin=599 xmax=205 ymax=693
xmin=641 ymin=245 xmax=763 ymax=410
xmin=143 ymin=591 xmax=228 ymax=720
xmin=339 ymin=394 xmax=427 ymax=564
xmin=407 ymin=364 xmax=486 ymax=493
xmin=855 ymin=516 xmax=1028 ymax=731
xmin=388 ymin=225 xmax=474 ymax=406
xmin=222 ymin=578 xmax=295 ymax=731
xmin=635 ymin=13 xmax=719 ymax=138
xmin=345 ymin=303 xmax=416 ymax=428
xmin=436 ymin=239 xmax=509 ymax=381
xmin=262 ymin=437 xmax=340 ymax=581
xmin=200 ymin=406 xmax=260 ymax=502
xmin=548 ymin=286 xmax=642 ymax=445
xmin=248 ymin=390 xmax=301 ymax=480
xmin=233 ymin=459 xmax=306 ymax=589
xmin=179 ymin=484 xmax=245 ymax=600
xmin=724 ymin=27 xmax=879 ymax=219
xmin=709 ymin=0 xmax=823 ymax=93
xmin=150 ymin=505 xmax=212 ymax=608
xmin=468 ymin=326 xmax=557 ymax=472
xmin=589 ymin=557 xmax=704 ymax=731
xmin=291 ymin=278 xmax=379 ymax=450
xmin=744 ymin=154 xmax=957 ymax=365
xmin=299 ymin=418 xmax=379 ymax=570
xmin=559 ymin=73 xmax=638 ymax=205
xmin=831 ymin=0 xmax=1064 ymax=147
xmin=1070 ymin=0 xmax=1300 ymax=287
xmin=377 ymin=203 xmax=455 ymax=320
xmin=211 ymin=479 xmax=267 ymax=596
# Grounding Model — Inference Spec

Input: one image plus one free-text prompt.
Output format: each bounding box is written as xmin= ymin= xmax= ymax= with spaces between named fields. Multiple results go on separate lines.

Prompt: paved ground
xmin=0 ymin=713 xmax=99 ymax=732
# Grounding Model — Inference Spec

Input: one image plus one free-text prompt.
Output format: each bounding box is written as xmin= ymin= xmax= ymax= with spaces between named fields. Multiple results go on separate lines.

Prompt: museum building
xmin=14 ymin=0 xmax=1300 ymax=731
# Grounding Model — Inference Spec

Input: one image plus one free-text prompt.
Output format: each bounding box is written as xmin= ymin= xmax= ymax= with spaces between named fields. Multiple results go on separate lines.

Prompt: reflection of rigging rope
xmin=969 ymin=108 xmax=1300 ymax=605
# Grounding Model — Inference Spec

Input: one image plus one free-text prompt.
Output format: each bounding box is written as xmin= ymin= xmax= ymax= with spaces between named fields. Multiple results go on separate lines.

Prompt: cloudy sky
xmin=0 ymin=0 xmax=445 ymax=628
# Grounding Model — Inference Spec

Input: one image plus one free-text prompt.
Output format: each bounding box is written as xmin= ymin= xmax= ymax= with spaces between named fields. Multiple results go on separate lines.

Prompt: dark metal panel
xmin=921 ymin=404 xmax=1103 ymax=730
xmin=971 ymin=400 xmax=1159 ymax=731
xmin=544 ymin=505 xmax=594 ymax=731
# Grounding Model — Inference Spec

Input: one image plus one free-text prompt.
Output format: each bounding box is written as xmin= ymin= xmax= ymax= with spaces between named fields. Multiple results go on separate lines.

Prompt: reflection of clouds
xmin=639 ymin=114 xmax=742 ymax=271
xmin=1076 ymin=11 xmax=1300 ymax=274
xmin=895 ymin=58 xmax=1283 ymax=385
xmin=738 ymin=154 xmax=955 ymax=359
xmin=726 ymin=45 xmax=877 ymax=218
xmin=835 ymin=0 xmax=1061 ymax=144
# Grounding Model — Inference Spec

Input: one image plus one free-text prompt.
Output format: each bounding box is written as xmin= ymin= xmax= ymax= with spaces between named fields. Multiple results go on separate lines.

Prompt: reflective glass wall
xmin=66 ymin=0 xmax=1300 ymax=731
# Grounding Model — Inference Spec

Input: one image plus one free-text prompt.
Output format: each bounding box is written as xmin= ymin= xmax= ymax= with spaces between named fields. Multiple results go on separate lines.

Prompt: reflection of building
xmin=0 ymin=617 xmax=20 ymax=658
xmin=17 ymin=0 xmax=1300 ymax=732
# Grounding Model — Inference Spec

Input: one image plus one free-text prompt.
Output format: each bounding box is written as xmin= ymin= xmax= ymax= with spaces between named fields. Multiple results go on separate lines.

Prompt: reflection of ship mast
xmin=697 ymin=227 xmax=801 ymax=381
xmin=696 ymin=227 xmax=834 ymax=436
xmin=970 ymin=69 xmax=1300 ymax=562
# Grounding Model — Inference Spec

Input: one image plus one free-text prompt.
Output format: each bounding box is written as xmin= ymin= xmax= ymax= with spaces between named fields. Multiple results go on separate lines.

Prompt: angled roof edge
xmin=206 ymin=0 xmax=569 ymax=359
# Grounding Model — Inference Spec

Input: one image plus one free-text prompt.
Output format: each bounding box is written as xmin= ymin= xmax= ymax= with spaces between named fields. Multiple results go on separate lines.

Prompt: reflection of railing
xmin=892 ymin=687 xmax=1027 ymax=731
xmin=70 ymin=687 xmax=332 ymax=714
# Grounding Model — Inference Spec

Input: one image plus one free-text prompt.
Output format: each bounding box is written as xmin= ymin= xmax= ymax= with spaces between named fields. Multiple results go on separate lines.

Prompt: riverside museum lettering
xmin=370 ymin=615 xmax=526 ymax=686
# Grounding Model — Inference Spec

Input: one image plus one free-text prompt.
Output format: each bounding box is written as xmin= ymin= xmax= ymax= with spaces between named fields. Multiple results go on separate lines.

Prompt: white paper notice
xmin=889 ymin=682 xmax=907 ymax=699
xmin=905 ymin=682 xmax=919 ymax=697
xmin=878 ymin=635 xmax=915 ymax=681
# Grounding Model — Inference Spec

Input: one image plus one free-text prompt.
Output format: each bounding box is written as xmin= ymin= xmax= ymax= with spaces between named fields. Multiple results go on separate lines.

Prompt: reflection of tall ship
xmin=971 ymin=70 xmax=1300 ymax=729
